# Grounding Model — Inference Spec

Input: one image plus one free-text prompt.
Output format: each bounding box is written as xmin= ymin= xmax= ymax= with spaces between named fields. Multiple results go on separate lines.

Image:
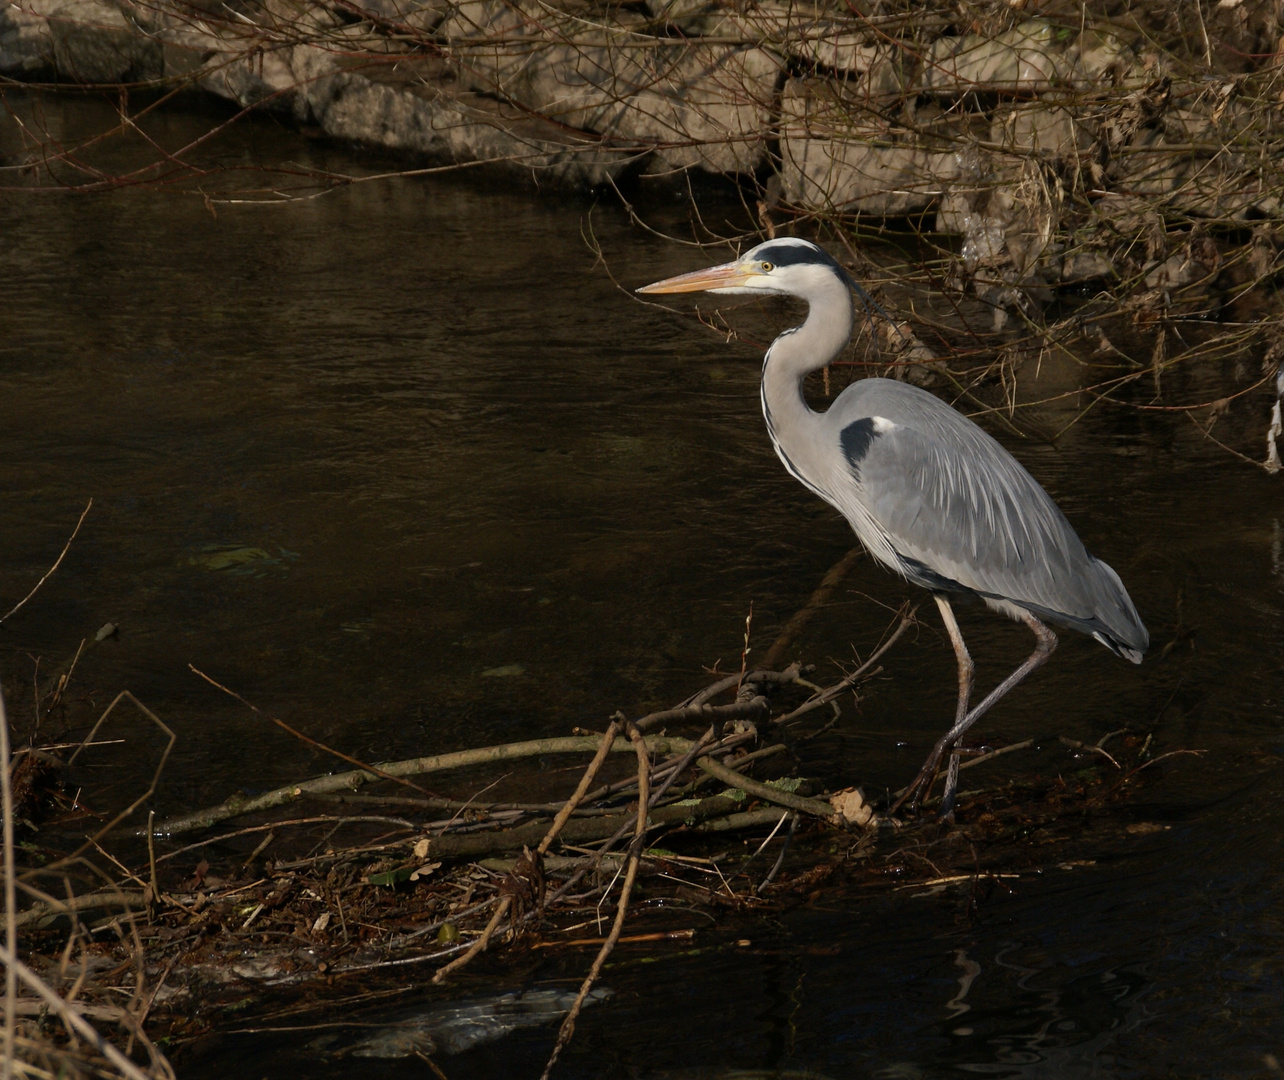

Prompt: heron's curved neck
xmin=760 ymin=277 xmax=854 ymax=488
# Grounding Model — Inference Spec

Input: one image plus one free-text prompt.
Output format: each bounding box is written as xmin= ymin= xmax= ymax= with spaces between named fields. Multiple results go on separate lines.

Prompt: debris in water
xmin=314 ymin=988 xmax=613 ymax=1059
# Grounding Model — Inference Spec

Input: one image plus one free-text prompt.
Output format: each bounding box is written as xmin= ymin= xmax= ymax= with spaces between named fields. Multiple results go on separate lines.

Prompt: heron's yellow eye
xmin=761 ymin=261 xmax=774 ymax=272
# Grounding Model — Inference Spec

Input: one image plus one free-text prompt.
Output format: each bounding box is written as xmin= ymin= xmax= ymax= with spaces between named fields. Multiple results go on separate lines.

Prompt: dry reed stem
xmin=3 ymin=686 xmax=16 ymax=1080
xmin=429 ymin=717 xmax=625 ymax=982
xmin=7 ymin=956 xmax=154 ymax=1080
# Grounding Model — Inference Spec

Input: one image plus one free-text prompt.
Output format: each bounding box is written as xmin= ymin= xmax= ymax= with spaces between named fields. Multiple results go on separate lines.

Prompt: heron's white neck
xmin=759 ymin=273 xmax=855 ymax=496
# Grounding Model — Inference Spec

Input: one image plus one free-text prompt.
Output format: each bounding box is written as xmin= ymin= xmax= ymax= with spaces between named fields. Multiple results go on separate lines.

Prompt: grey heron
xmin=638 ymin=237 xmax=1148 ymax=817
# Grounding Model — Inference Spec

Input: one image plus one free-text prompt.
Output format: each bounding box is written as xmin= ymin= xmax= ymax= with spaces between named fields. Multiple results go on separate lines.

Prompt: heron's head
xmin=637 ymin=238 xmax=853 ymax=299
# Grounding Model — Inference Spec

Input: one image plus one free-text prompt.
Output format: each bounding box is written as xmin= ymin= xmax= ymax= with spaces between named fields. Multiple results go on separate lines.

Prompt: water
xmin=2 ymin=91 xmax=1283 ymax=1077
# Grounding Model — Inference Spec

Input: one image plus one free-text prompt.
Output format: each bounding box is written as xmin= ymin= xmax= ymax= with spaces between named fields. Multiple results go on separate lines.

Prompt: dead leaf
xmin=829 ymin=787 xmax=876 ymax=827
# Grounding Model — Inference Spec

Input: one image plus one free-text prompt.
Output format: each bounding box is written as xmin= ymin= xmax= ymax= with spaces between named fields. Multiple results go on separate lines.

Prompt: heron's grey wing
xmin=832 ymin=399 xmax=1146 ymax=653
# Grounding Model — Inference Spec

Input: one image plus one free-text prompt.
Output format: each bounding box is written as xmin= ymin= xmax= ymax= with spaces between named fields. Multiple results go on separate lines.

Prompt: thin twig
xmin=1058 ymin=735 xmax=1120 ymax=769
xmin=189 ymin=665 xmax=440 ymax=796
xmin=537 ymin=718 xmax=623 ymax=857
xmin=758 ymin=812 xmax=799 ymax=892
xmin=958 ymin=739 xmax=1035 ymax=770
xmin=0 ymin=499 xmax=92 ymax=626
xmin=430 ymin=895 xmax=510 ymax=985
xmin=773 ymin=608 xmax=915 ymax=725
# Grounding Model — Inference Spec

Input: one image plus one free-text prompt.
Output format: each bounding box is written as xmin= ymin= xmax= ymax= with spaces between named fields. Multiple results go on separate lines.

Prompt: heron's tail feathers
xmin=1087 ymin=557 xmax=1148 ymax=664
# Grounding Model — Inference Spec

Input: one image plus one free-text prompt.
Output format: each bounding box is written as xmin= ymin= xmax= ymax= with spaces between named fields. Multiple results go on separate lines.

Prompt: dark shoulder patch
xmin=839 ymin=417 xmax=879 ymax=479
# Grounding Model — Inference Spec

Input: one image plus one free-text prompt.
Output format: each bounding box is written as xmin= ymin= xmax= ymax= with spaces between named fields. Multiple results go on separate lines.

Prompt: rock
xmin=920 ymin=19 xmax=1072 ymax=95
xmin=1055 ymin=249 xmax=1114 ymax=284
xmin=1092 ymin=192 xmax=1163 ymax=239
xmin=712 ymin=3 xmax=901 ymax=85
xmin=0 ymin=0 xmax=56 ymax=74
xmin=197 ymin=35 xmax=319 ymax=123
xmin=1109 ymin=124 xmax=1280 ymax=220
xmin=343 ymin=0 xmax=450 ymax=33
xmin=625 ymin=44 xmax=778 ymax=173
xmin=1068 ymin=25 xmax=1135 ymax=86
xmin=311 ymin=54 xmax=637 ymax=187
xmin=990 ymin=102 xmax=1090 ymax=159
xmin=1117 ymin=227 xmax=1221 ymax=318
xmin=780 ymin=77 xmax=960 ymax=215
xmin=642 ymin=0 xmax=711 ymax=22
xmin=0 ymin=0 xmax=162 ymax=80
xmin=442 ymin=0 xmax=778 ymax=174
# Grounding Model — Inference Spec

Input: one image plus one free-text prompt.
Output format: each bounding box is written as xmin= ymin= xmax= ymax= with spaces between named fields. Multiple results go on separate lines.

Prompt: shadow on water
xmin=3 ymin=91 xmax=1284 ymax=1077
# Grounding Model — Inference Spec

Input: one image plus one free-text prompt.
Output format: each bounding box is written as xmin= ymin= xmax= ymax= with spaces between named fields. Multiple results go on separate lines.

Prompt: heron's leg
xmin=933 ymin=595 xmax=974 ymax=818
xmin=890 ymin=594 xmax=974 ymax=816
xmin=894 ymin=610 xmax=1057 ymax=817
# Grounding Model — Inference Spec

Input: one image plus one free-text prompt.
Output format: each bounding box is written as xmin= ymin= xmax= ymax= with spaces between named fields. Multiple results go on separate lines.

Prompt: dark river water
xmin=2 ymin=92 xmax=1283 ymax=1078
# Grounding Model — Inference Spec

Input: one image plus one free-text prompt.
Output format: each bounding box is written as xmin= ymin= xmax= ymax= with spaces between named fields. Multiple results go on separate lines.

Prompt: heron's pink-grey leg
xmin=893 ymin=607 xmax=1057 ymax=817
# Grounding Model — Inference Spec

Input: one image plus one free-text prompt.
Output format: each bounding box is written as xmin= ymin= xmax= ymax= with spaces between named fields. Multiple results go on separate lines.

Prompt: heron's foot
xmin=889 ymin=749 xmax=944 ymax=817
xmin=891 ymin=734 xmax=968 ymax=819
xmin=937 ymin=752 xmax=963 ymax=820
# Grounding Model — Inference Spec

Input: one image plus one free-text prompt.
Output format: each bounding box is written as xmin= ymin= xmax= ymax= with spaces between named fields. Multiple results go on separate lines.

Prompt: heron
xmin=638 ymin=237 xmax=1147 ymax=817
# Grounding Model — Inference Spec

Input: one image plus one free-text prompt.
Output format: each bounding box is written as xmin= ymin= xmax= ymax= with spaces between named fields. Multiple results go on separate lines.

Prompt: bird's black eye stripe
xmin=749 ymin=240 xmax=837 ymax=270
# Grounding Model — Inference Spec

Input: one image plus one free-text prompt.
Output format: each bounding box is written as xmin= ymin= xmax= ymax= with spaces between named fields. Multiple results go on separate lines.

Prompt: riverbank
xmin=4 ymin=0 xmax=1282 ymax=216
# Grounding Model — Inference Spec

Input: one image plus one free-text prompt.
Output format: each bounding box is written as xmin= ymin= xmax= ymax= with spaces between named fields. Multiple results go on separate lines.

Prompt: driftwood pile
xmin=2 ymin=581 xmax=1198 ymax=1079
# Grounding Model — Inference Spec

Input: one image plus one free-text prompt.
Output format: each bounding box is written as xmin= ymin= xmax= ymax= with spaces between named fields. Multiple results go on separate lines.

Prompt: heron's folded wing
xmin=850 ymin=416 xmax=1099 ymax=620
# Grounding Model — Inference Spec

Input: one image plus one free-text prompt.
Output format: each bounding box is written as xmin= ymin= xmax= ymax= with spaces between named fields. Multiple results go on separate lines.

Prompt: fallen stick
xmin=533 ymin=929 xmax=695 ymax=949
xmin=430 ymin=896 xmax=510 ymax=985
xmin=697 ymin=756 xmax=838 ymax=820
xmin=691 ymin=807 xmax=802 ymax=833
xmin=148 ymin=734 xmax=699 ymax=837
xmin=13 ymin=889 xmax=150 ymax=930
xmin=540 ymin=725 xmax=651 ymax=1080
xmin=417 ymin=794 xmax=743 ymax=860
xmin=536 ymin=719 xmax=622 ymax=858
xmin=432 ymin=719 xmax=626 ymax=984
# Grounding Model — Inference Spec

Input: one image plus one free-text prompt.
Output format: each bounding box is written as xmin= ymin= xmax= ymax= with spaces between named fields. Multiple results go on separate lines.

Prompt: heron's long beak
xmin=637 ymin=260 xmax=757 ymax=294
